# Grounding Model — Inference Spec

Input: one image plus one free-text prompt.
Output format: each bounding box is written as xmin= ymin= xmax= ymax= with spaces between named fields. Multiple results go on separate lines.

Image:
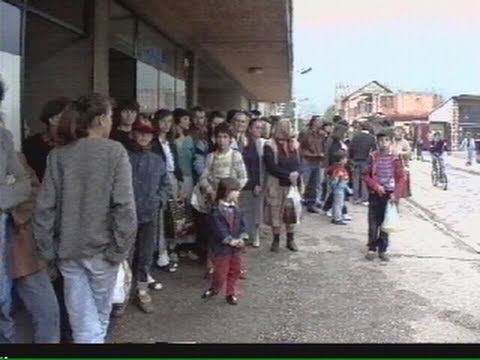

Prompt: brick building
xmin=338 ymin=80 xmax=442 ymax=126
xmin=0 ymin=0 xmax=292 ymax=149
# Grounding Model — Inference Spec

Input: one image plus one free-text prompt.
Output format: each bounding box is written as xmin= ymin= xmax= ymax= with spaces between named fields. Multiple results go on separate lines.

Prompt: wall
xmin=395 ymin=93 xmax=441 ymax=117
xmin=428 ymin=99 xmax=454 ymax=123
xmin=24 ymin=12 xmax=93 ymax=134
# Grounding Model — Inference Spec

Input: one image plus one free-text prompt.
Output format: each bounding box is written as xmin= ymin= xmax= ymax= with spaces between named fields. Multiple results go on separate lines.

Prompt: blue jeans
xmin=59 ymin=255 xmax=118 ymax=343
xmin=15 ymin=269 xmax=60 ymax=343
xmin=353 ymin=160 xmax=369 ymax=203
xmin=0 ymin=214 xmax=14 ymax=343
xmin=302 ymin=162 xmax=325 ymax=207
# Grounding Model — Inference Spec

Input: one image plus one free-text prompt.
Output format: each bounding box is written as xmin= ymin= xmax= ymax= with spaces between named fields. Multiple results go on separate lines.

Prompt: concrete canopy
xmin=120 ymin=0 xmax=293 ymax=103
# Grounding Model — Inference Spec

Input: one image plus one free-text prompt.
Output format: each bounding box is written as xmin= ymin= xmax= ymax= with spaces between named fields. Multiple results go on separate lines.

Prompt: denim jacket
xmin=128 ymin=147 xmax=168 ymax=224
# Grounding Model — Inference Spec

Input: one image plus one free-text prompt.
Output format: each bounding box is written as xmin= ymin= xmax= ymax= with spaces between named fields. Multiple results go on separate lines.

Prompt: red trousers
xmin=212 ymin=253 xmax=242 ymax=296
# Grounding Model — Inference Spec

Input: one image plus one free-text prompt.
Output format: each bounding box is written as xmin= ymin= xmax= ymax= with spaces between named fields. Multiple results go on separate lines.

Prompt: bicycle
xmin=431 ymin=154 xmax=448 ymax=191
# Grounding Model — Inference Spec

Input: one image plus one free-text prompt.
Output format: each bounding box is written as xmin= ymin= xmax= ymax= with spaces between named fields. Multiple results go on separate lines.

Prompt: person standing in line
xmin=172 ymin=108 xmax=197 ymax=260
xmin=150 ymin=109 xmax=183 ymax=274
xmin=460 ymin=132 xmax=476 ymax=166
xmin=328 ymin=151 xmax=353 ymax=226
xmin=22 ymin=96 xmax=73 ymax=342
xmin=263 ymin=119 xmax=302 ymax=253
xmin=10 ymin=155 xmax=60 ymax=343
xmin=197 ymin=123 xmax=248 ymax=274
xmin=110 ymin=99 xmax=139 ymax=147
xmin=126 ymin=119 xmax=167 ymax=313
xmin=201 ymin=177 xmax=248 ymax=305
xmin=392 ymin=127 xmax=412 ymax=197
xmin=299 ymin=115 xmax=326 ymax=213
xmin=33 ymin=94 xmax=137 ymax=343
xmin=206 ymin=111 xmax=226 ymax=151
xmin=349 ymin=123 xmax=377 ymax=206
xmin=0 ymin=79 xmax=32 ymax=343
xmin=237 ymin=117 xmax=263 ymax=247
xmin=362 ymin=132 xmax=406 ymax=262
xmin=23 ymin=97 xmax=71 ymax=181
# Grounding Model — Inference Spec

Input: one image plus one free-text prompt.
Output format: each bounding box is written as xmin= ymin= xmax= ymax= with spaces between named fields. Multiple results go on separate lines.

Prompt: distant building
xmin=428 ymin=95 xmax=480 ymax=150
xmin=338 ymin=80 xmax=442 ymax=126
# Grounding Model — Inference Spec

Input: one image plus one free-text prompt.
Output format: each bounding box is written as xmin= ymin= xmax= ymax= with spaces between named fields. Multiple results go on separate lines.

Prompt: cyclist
xmin=429 ymin=132 xmax=448 ymax=190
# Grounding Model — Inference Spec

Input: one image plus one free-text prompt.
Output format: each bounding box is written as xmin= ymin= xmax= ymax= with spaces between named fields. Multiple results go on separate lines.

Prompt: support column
xmin=93 ymin=0 xmax=110 ymax=95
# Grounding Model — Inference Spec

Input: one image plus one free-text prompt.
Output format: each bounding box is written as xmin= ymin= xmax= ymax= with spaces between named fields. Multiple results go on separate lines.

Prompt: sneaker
xmin=342 ymin=214 xmax=352 ymax=221
xmin=111 ymin=303 xmax=128 ymax=318
xmin=226 ymin=295 xmax=238 ymax=305
xmin=157 ymin=262 xmax=177 ymax=273
xmin=252 ymin=237 xmax=260 ymax=248
xmin=201 ymin=288 xmax=217 ymax=299
xmin=379 ymin=252 xmax=390 ymax=262
xmin=365 ymin=251 xmax=376 ymax=261
xmin=169 ymin=252 xmax=179 ymax=263
xmin=136 ymin=292 xmax=154 ymax=313
xmin=307 ymin=206 xmax=320 ymax=214
xmin=361 ymin=201 xmax=369 ymax=206
xmin=326 ymin=210 xmax=332 ymax=217
xmin=331 ymin=219 xmax=348 ymax=225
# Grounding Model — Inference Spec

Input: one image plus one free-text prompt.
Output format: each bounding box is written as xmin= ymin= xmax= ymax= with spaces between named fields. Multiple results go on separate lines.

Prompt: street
xmin=108 ymin=159 xmax=480 ymax=343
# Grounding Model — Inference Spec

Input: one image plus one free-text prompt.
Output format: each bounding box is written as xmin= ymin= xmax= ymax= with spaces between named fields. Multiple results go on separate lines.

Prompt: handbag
xmin=164 ymin=199 xmax=195 ymax=239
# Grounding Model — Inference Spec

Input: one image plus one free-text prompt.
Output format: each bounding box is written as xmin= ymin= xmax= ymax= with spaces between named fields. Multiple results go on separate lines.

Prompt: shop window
xmin=28 ymin=0 xmax=86 ymax=31
xmin=159 ymin=71 xmax=175 ymax=110
xmin=175 ymin=47 xmax=188 ymax=108
xmin=137 ymin=23 xmax=175 ymax=72
xmin=0 ymin=0 xmax=22 ymax=149
xmin=109 ymin=1 xmax=135 ymax=57
xmin=137 ymin=61 xmax=158 ymax=113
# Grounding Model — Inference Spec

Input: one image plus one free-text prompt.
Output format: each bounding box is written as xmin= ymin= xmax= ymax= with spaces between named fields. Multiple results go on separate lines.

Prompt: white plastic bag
xmin=381 ymin=201 xmax=401 ymax=234
xmin=112 ymin=260 xmax=132 ymax=304
xmin=284 ymin=186 xmax=302 ymax=224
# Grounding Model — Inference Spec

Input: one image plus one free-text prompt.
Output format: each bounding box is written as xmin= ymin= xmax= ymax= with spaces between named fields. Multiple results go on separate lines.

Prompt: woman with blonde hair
xmin=263 ymin=119 xmax=303 ymax=252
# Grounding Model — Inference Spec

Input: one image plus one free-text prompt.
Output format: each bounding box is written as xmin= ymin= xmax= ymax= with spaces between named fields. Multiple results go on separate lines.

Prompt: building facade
xmin=428 ymin=95 xmax=480 ymax=150
xmin=0 ymin=0 xmax=293 ymax=149
xmin=339 ymin=80 xmax=442 ymax=126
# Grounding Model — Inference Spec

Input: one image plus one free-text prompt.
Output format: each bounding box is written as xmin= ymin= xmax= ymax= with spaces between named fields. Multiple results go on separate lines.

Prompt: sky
xmin=293 ymin=0 xmax=480 ymax=115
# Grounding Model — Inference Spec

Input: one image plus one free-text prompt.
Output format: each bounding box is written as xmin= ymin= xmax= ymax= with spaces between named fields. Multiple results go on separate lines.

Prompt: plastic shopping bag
xmin=112 ymin=261 xmax=132 ymax=304
xmin=283 ymin=186 xmax=302 ymax=224
xmin=381 ymin=201 xmax=401 ymax=234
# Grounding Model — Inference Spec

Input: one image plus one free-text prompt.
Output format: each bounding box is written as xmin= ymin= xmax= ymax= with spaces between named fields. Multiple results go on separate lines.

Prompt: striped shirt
xmin=375 ymin=155 xmax=395 ymax=191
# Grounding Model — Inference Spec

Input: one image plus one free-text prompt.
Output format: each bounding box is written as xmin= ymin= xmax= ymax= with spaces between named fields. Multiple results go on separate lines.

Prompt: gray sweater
xmin=33 ymin=137 xmax=137 ymax=263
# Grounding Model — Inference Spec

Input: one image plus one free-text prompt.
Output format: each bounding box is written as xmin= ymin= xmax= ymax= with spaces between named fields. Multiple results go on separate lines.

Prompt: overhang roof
xmin=120 ymin=0 xmax=293 ymax=103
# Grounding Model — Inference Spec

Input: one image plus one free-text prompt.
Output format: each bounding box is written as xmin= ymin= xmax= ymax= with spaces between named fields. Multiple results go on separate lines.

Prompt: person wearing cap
xmin=263 ymin=118 xmax=303 ymax=252
xmin=126 ymin=117 xmax=168 ymax=313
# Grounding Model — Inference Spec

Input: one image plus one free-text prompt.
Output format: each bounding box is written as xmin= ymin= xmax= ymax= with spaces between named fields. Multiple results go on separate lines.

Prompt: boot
xmin=286 ymin=233 xmax=298 ymax=252
xmin=270 ymin=234 xmax=280 ymax=252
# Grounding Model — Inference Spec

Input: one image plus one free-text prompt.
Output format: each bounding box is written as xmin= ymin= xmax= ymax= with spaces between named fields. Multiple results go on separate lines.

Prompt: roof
xmin=452 ymin=95 xmax=480 ymax=102
xmin=121 ymin=0 xmax=292 ymax=103
xmin=342 ymin=81 xmax=393 ymax=102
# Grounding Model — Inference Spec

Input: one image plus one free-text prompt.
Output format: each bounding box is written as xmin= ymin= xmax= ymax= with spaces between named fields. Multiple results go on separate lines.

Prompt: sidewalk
xmin=108 ymin=198 xmax=480 ymax=343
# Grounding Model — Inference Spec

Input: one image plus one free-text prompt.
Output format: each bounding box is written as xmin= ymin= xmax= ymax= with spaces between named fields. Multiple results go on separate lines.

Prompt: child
xmin=201 ymin=177 xmax=248 ymax=305
xmin=362 ymin=131 xmax=406 ymax=262
xmin=127 ymin=118 xmax=168 ymax=313
xmin=328 ymin=150 xmax=353 ymax=225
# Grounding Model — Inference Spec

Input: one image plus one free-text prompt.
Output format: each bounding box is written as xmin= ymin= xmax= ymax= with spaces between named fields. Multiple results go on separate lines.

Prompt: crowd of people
xmin=0 ymin=76 xmax=411 ymax=344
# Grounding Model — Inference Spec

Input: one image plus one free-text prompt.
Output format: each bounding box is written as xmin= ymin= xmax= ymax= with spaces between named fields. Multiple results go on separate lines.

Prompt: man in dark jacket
xmin=349 ymin=123 xmax=377 ymax=205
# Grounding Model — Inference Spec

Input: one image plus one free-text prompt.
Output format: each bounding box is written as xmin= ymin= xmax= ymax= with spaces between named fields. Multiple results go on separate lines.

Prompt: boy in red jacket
xmin=362 ymin=132 xmax=406 ymax=261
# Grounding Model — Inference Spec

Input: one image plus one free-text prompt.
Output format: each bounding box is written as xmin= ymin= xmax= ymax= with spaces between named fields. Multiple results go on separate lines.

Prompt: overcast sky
xmin=293 ymin=0 xmax=480 ymax=115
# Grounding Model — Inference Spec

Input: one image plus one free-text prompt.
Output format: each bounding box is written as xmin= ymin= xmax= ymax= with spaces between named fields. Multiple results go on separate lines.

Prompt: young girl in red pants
xmin=202 ymin=177 xmax=248 ymax=305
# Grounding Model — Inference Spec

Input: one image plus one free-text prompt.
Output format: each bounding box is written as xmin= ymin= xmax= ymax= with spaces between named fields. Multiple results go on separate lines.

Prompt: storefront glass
xmin=0 ymin=0 xmax=22 ymax=149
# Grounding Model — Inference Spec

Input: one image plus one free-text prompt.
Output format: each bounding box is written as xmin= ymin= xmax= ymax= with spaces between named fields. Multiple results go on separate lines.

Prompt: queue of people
xmin=0 ymin=76 xmax=408 ymax=343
